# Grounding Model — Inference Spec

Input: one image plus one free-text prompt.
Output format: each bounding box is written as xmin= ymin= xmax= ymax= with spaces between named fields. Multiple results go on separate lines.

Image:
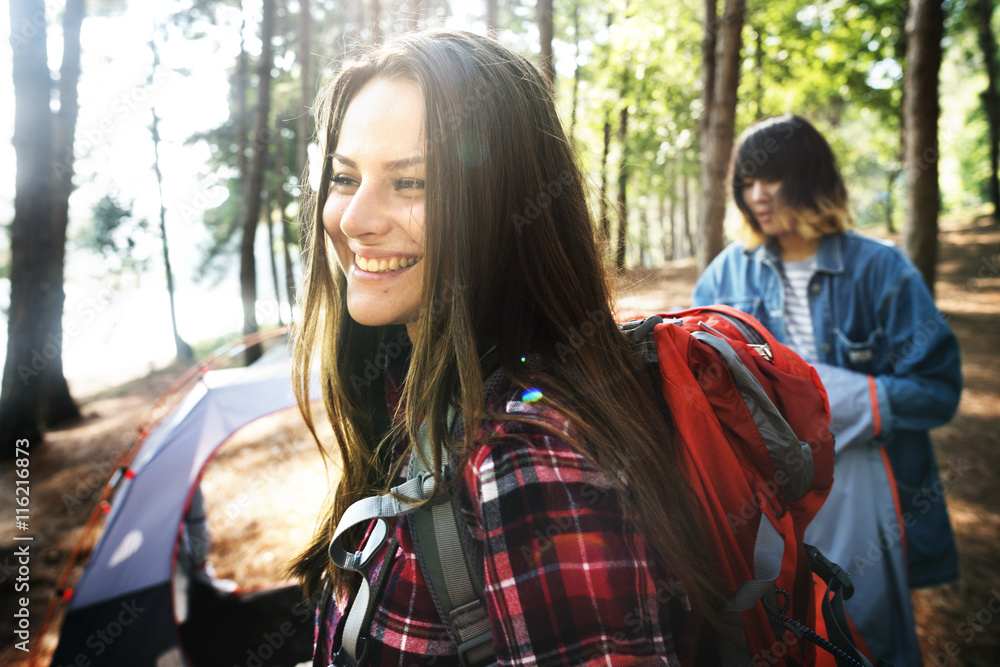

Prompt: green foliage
xmin=83 ymin=194 xmax=152 ymax=274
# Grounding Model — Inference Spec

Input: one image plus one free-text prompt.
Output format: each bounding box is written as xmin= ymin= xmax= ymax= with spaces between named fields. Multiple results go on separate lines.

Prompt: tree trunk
xmin=240 ymin=0 xmax=277 ymax=364
xmin=616 ymin=102 xmax=629 ymax=271
xmin=151 ymin=108 xmax=193 ymax=362
xmin=753 ymin=26 xmax=763 ymax=119
xmin=236 ymin=7 xmax=249 ymax=184
xmin=697 ymin=0 xmax=745 ymax=273
xmin=977 ymin=0 xmax=1000 ymax=215
xmin=485 ymin=0 xmax=499 ymax=33
xmin=1 ymin=0 xmax=56 ymax=447
xmin=682 ymin=169 xmax=692 ymax=257
xmin=903 ymin=0 xmax=944 ymax=295
xmin=264 ymin=190 xmax=284 ymax=326
xmin=44 ymin=0 xmax=85 ymax=425
xmin=297 ymin=0 xmax=311 ymax=176
xmin=570 ymin=0 xmax=580 ymax=142
xmin=599 ymin=118 xmax=612 ymax=246
xmin=667 ymin=169 xmax=676 ymax=261
xmin=537 ymin=0 xmax=554 ymax=88
xmin=699 ymin=0 xmax=717 ymax=149
xmin=276 ymin=117 xmax=297 ymax=317
xmin=150 ymin=37 xmax=193 ymax=363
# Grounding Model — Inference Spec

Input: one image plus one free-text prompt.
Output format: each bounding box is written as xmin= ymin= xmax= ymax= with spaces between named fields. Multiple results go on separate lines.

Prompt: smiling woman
xmin=289 ymin=29 xmax=731 ymax=667
xmin=322 ymin=78 xmax=427 ymax=333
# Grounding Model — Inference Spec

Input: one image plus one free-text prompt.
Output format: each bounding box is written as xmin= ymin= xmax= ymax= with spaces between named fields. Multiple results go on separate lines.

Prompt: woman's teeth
xmin=355 ymin=255 xmax=421 ymax=273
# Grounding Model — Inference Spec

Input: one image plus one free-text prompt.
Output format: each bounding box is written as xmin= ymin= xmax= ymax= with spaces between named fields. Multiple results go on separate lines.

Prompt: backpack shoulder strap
xmin=409 ymin=417 xmax=495 ymax=667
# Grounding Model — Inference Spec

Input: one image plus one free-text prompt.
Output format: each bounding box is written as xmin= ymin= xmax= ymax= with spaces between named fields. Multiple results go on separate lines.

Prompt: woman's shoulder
xmin=838 ymin=231 xmax=922 ymax=279
xmin=463 ymin=373 xmax=610 ymax=491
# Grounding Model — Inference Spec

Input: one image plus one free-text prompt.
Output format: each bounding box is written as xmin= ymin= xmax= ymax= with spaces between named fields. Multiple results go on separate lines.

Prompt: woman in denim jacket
xmin=693 ymin=114 xmax=962 ymax=666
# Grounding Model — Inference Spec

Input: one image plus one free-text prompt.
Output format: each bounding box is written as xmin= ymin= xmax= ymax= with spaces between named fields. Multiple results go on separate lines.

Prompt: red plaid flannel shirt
xmin=315 ymin=372 xmax=693 ymax=666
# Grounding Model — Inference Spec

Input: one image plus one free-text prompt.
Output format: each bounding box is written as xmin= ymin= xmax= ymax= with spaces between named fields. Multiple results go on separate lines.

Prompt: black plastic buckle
xmin=329 ymin=636 xmax=369 ymax=667
xmin=806 ymin=543 xmax=855 ymax=600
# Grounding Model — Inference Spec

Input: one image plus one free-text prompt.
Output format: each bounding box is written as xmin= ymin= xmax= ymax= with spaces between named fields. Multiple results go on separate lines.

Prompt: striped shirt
xmin=781 ymin=256 xmax=819 ymax=363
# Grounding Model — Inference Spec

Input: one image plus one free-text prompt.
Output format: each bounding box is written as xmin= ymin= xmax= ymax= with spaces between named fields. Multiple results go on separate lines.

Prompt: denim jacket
xmin=693 ymin=231 xmax=962 ymax=587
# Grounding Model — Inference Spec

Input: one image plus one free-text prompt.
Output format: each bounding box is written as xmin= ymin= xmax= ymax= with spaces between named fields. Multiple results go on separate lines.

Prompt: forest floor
xmin=0 ymin=211 xmax=997 ymax=667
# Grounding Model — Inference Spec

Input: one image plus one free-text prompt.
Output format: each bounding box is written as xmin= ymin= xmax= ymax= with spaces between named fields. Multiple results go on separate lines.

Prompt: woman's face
xmin=741 ymin=177 xmax=786 ymax=236
xmin=323 ymin=78 xmax=427 ymax=333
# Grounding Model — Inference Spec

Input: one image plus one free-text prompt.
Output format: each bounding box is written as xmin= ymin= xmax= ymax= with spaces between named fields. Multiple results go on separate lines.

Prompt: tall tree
xmin=240 ymin=0 xmax=277 ymax=364
xmin=697 ymin=0 xmax=745 ymax=273
xmin=150 ymin=36 xmax=193 ymax=362
xmin=903 ymin=0 xmax=944 ymax=294
xmin=151 ymin=108 xmax=193 ymax=361
xmin=1 ymin=0 xmax=84 ymax=449
xmin=977 ymin=0 xmax=1000 ymax=215
xmin=45 ymin=0 xmax=85 ymax=422
xmin=292 ymin=0 xmax=311 ymax=309
xmin=485 ymin=0 xmax=499 ymax=33
xmin=617 ymin=72 xmax=630 ymax=271
xmin=537 ymin=0 xmax=554 ymax=87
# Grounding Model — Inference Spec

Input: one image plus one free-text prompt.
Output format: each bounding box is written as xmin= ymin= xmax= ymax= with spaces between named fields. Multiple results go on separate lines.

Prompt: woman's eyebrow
xmin=332 ymin=153 xmax=425 ymax=171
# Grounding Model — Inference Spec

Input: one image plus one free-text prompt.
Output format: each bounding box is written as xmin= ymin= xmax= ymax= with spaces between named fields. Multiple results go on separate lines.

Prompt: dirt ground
xmin=1 ymin=212 xmax=997 ymax=666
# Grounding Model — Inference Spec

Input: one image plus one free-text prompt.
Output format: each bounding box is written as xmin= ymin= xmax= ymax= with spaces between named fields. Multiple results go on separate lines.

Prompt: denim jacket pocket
xmin=832 ymin=327 xmax=887 ymax=374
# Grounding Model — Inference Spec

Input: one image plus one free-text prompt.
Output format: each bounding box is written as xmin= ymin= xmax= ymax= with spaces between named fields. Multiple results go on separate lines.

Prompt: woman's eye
xmin=331 ymin=175 xmax=357 ymax=188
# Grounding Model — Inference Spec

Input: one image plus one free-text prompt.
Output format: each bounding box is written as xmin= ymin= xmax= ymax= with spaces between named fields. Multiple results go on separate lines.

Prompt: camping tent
xmin=50 ymin=343 xmax=320 ymax=667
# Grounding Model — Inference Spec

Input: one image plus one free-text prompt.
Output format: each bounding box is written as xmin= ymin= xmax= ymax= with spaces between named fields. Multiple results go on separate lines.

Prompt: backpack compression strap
xmin=327 ymin=473 xmax=431 ymax=666
xmin=326 ymin=417 xmax=495 ymax=667
xmin=409 ymin=419 xmax=496 ymax=667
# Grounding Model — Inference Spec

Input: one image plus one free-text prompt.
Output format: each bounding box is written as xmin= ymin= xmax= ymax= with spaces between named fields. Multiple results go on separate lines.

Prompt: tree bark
xmin=44 ymin=0 xmax=85 ymax=425
xmin=235 ymin=7 xmax=249 ymax=185
xmin=485 ymin=0 xmax=499 ymax=34
xmin=682 ymin=169 xmax=693 ymax=258
xmin=537 ymin=0 xmax=554 ymax=88
xmin=903 ymin=0 xmax=944 ymax=295
xmin=151 ymin=108 xmax=193 ymax=362
xmin=569 ymin=0 xmax=580 ymax=142
xmin=240 ymin=0 xmax=277 ymax=364
xmin=697 ymin=0 xmax=745 ymax=274
xmin=616 ymin=102 xmax=629 ymax=271
xmin=977 ymin=0 xmax=1000 ymax=215
xmin=150 ymin=37 xmax=193 ymax=363
xmin=1 ymin=0 xmax=56 ymax=447
xmin=599 ymin=119 xmax=612 ymax=246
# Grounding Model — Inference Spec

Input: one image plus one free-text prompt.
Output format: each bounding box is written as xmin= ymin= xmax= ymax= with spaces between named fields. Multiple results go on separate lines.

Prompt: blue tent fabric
xmin=52 ymin=350 xmax=319 ymax=667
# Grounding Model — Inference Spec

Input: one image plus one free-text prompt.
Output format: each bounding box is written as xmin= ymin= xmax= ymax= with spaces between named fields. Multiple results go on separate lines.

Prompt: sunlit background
xmin=0 ymin=0 xmax=990 ymax=395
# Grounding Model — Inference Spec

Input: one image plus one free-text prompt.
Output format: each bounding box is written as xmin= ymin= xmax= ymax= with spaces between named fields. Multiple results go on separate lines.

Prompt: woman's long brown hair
xmin=289 ymin=29 xmax=727 ymax=638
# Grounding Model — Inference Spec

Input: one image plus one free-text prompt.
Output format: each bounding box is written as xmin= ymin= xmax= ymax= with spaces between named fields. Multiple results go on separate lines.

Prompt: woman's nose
xmin=339 ymin=182 xmax=392 ymax=239
xmin=750 ymin=181 xmax=768 ymax=202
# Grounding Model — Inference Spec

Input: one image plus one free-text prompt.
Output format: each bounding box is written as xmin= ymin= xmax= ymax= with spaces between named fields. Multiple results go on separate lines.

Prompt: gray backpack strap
xmin=328 ymin=474 xmax=434 ymax=666
xmin=409 ymin=415 xmax=496 ymax=667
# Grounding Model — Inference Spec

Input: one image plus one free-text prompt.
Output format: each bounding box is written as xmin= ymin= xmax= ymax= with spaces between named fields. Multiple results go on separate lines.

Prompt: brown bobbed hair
xmin=731 ymin=114 xmax=852 ymax=248
xmin=289 ymin=28 xmax=727 ymax=644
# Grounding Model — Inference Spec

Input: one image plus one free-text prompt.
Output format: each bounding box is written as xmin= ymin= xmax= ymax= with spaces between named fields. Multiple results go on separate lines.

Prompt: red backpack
xmin=327 ymin=305 xmax=880 ymax=667
xmin=625 ymin=306 xmax=877 ymax=666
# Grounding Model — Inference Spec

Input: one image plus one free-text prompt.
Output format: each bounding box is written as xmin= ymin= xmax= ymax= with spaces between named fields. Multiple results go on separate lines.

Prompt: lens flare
xmin=521 ymin=388 xmax=543 ymax=402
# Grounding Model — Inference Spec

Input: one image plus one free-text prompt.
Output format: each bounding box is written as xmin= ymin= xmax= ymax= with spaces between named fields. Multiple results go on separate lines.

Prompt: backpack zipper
xmin=700 ymin=312 xmax=774 ymax=362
